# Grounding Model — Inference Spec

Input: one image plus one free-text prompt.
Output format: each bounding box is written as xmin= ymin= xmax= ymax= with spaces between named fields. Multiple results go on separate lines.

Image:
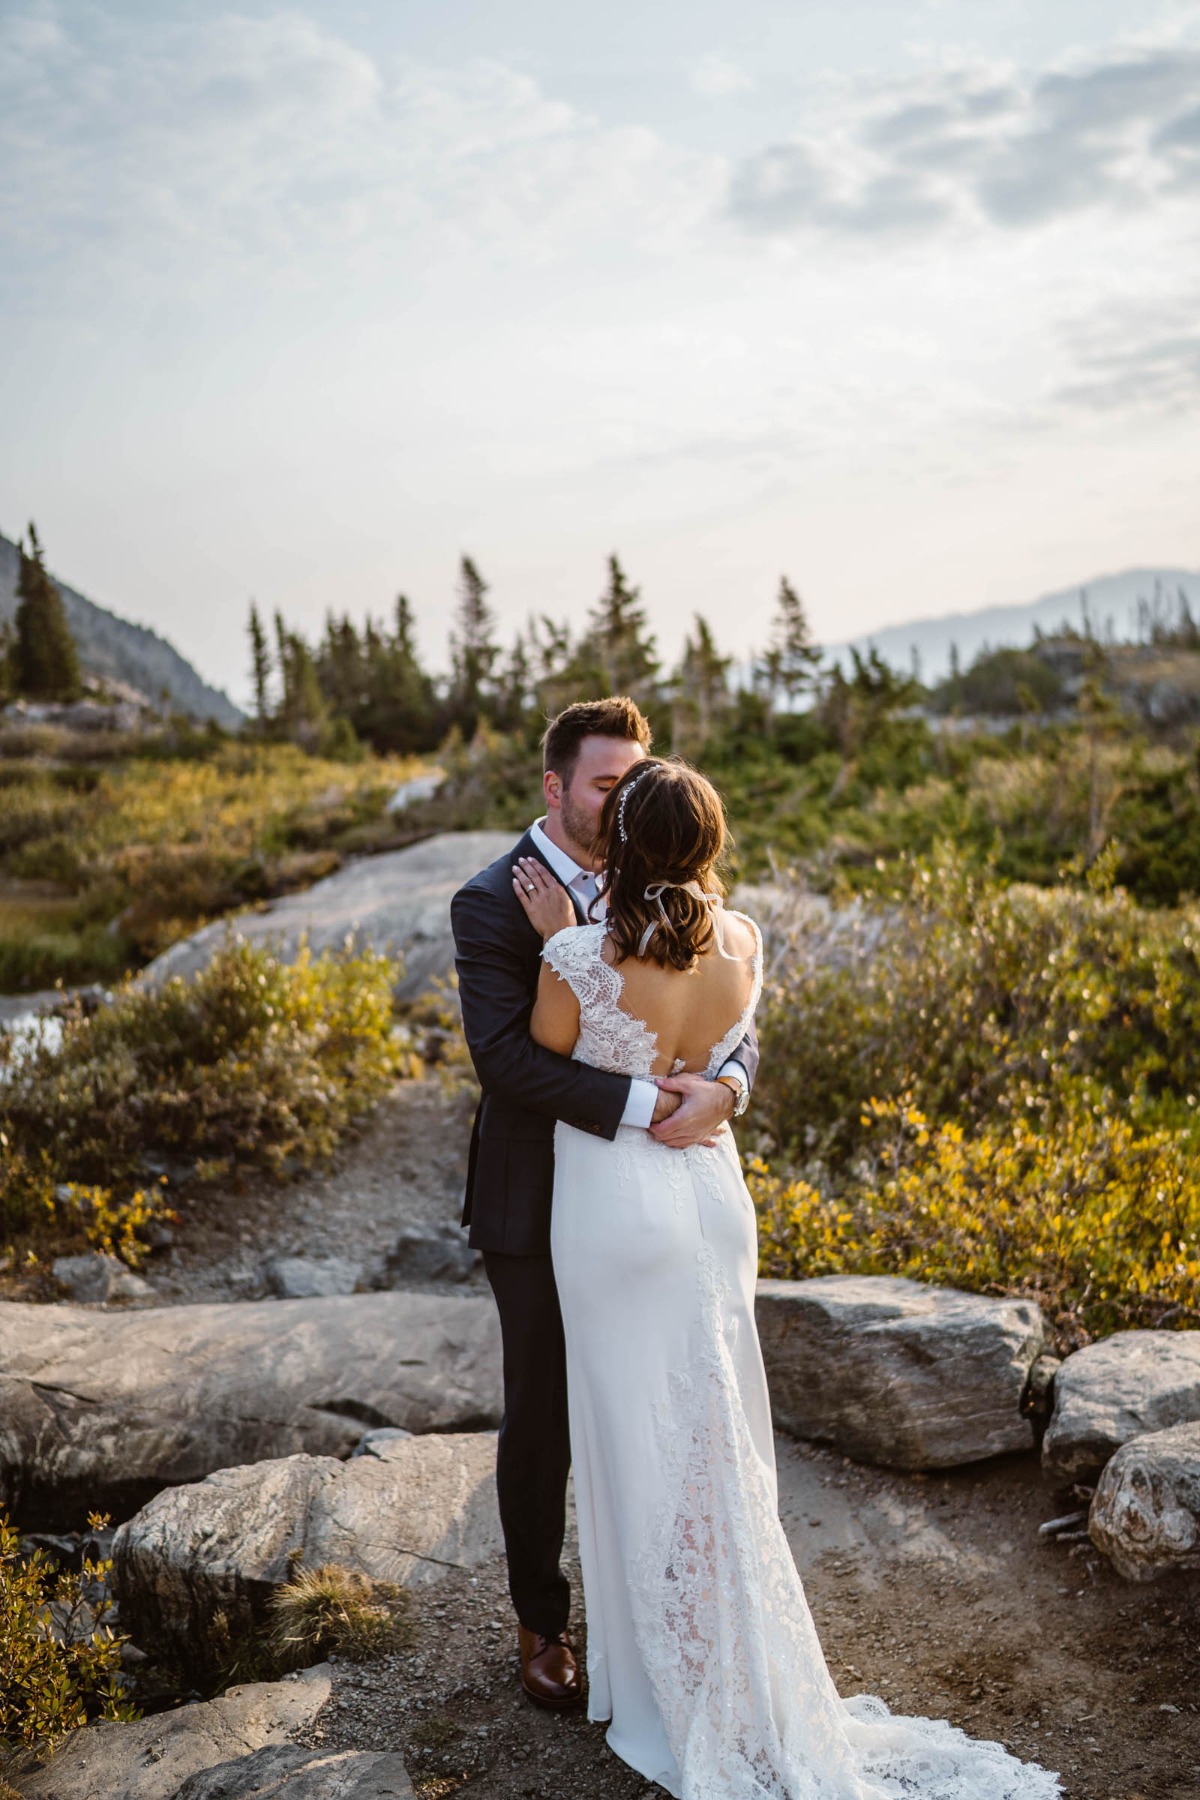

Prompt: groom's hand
xmin=649 ymin=1074 xmax=734 ymax=1148
xmin=651 ymin=1086 xmax=683 ymax=1126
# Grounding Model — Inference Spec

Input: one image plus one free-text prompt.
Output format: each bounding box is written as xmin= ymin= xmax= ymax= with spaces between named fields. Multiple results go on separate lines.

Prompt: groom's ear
xmin=544 ymin=768 xmax=562 ymax=811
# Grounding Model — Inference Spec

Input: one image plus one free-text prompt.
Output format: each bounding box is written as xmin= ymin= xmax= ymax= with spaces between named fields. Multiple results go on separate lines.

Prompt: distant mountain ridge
xmin=829 ymin=567 xmax=1200 ymax=683
xmin=0 ymin=528 xmax=242 ymax=725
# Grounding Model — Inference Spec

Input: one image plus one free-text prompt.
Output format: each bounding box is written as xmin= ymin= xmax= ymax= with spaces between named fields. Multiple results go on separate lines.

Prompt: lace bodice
xmin=541 ymin=915 xmax=763 ymax=1080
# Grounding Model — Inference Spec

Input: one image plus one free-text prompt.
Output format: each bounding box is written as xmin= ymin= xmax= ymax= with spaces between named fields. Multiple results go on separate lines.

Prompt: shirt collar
xmin=529 ymin=816 xmax=592 ymax=888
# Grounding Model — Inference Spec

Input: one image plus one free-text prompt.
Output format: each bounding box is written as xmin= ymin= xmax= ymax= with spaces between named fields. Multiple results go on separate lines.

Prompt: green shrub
xmin=755 ymin=847 xmax=1200 ymax=1168
xmin=0 ymin=935 xmax=407 ymax=1258
xmin=751 ymin=851 xmax=1200 ymax=1344
xmin=0 ymin=1510 xmax=136 ymax=1756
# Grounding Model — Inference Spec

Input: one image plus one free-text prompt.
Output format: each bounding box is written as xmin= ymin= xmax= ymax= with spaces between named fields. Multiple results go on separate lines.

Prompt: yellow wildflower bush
xmin=752 ymin=1096 xmax=1200 ymax=1347
xmin=0 ymin=1510 xmax=136 ymax=1757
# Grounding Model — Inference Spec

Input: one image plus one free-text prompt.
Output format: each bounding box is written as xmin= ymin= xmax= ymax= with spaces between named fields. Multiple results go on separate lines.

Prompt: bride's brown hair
xmin=595 ymin=758 xmax=728 ymax=970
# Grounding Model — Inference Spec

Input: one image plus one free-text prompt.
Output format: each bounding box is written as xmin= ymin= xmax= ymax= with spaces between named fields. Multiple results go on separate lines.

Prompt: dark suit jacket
xmin=451 ymin=827 xmax=760 ymax=1256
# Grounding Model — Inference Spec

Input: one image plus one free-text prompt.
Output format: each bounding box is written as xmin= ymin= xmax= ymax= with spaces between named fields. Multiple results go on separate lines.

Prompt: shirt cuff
xmin=717 ymin=1059 xmax=749 ymax=1097
xmin=621 ymin=1078 xmax=659 ymax=1130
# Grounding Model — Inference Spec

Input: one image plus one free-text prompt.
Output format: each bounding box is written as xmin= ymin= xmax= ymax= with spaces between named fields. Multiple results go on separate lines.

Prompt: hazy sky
xmin=2 ymin=1 xmax=1198 ymax=704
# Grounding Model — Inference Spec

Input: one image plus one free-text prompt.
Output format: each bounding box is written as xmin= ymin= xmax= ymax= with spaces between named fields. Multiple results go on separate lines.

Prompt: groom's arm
xmin=452 ymin=884 xmax=633 ymax=1141
xmin=720 ymin=1015 xmax=760 ymax=1097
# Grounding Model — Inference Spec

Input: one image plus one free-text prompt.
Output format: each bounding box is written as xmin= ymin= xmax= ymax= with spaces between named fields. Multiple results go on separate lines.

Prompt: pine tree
xmin=581 ymin=555 xmax=659 ymax=704
xmin=673 ymin=614 xmax=731 ymax=750
xmin=494 ymin=631 xmax=533 ymax=733
xmin=448 ymin=556 xmax=500 ymax=737
xmin=247 ymin=602 xmax=272 ymax=732
xmin=757 ymin=576 xmax=819 ymax=727
xmin=273 ymin=611 xmax=326 ymax=748
xmin=12 ymin=523 xmax=81 ymax=701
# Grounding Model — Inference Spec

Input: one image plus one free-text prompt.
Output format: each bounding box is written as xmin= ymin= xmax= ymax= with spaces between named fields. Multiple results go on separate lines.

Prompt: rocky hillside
xmin=0 ymin=528 xmax=242 ymax=725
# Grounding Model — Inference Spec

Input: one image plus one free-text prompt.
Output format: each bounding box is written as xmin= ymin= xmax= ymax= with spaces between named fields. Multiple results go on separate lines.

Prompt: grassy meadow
xmin=0 ymin=742 xmax=423 ymax=991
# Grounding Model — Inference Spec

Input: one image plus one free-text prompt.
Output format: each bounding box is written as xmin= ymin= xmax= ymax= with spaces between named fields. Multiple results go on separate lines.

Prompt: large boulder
xmin=0 ymin=1293 xmax=501 ymax=1525
xmin=113 ymin=1432 xmax=500 ymax=1663
xmin=755 ymin=1275 xmax=1045 ymax=1469
xmin=15 ymin=1665 xmax=332 ymax=1799
xmin=174 ymin=1745 xmax=414 ymax=1798
xmin=1088 ymin=1420 xmax=1200 ymax=1581
xmin=138 ymin=830 xmax=512 ymax=1000
xmin=1041 ymin=1330 xmax=1200 ymax=1487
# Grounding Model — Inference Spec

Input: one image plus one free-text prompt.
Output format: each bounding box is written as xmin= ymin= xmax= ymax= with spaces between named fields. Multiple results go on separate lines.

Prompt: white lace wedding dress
xmin=544 ymin=918 xmax=1060 ymax=1800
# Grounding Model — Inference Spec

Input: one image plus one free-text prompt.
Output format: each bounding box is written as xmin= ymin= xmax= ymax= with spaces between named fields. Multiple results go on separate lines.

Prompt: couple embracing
xmin=451 ymin=698 xmax=1058 ymax=1799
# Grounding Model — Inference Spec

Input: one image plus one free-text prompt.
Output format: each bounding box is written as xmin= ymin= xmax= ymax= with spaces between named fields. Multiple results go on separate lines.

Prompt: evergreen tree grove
xmin=11 ymin=524 xmax=81 ymax=702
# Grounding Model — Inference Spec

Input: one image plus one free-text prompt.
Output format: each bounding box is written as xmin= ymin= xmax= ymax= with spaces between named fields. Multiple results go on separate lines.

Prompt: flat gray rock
xmin=755 ymin=1275 xmax=1044 ymax=1469
xmin=0 ymin=1293 xmax=501 ymax=1525
xmin=113 ymin=1433 xmax=500 ymax=1663
xmin=138 ymin=831 xmax=513 ymax=1000
xmin=173 ymin=1745 xmax=413 ymax=1798
xmin=1042 ymin=1330 xmax=1200 ymax=1486
xmin=1089 ymin=1420 xmax=1200 ymax=1581
xmin=16 ymin=1665 xmax=332 ymax=1799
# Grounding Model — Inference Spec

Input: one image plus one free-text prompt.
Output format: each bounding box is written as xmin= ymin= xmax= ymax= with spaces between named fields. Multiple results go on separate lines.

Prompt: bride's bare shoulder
xmin=716 ymin=907 xmax=759 ymax=958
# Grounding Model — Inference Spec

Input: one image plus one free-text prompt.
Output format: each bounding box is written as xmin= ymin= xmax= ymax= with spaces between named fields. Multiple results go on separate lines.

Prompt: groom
xmin=451 ymin=696 xmax=759 ymax=1708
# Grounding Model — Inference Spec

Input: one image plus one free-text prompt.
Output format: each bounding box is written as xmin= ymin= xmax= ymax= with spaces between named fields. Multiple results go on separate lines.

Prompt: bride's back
xmin=584 ymin=756 xmax=760 ymax=1076
xmin=601 ymin=908 xmax=758 ymax=1077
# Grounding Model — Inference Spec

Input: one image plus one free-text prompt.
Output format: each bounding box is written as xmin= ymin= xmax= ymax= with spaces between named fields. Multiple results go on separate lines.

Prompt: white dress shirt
xmin=527 ymin=818 xmax=749 ymax=1129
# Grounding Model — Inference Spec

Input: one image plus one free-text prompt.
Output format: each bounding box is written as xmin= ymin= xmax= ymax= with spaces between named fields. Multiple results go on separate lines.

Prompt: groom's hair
xmin=542 ymin=697 xmax=653 ymax=787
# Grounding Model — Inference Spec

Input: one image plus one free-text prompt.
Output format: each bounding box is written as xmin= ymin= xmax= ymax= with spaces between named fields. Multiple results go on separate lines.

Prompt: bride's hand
xmin=513 ymin=856 xmax=577 ymax=940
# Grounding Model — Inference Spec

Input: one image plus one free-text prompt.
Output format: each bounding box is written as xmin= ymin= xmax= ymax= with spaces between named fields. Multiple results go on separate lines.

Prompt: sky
xmin=2 ymin=1 xmax=1198 ymax=706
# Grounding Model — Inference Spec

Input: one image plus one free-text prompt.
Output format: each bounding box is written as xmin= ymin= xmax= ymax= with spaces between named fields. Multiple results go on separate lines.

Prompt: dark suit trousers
xmin=483 ymin=1249 xmax=572 ymax=1637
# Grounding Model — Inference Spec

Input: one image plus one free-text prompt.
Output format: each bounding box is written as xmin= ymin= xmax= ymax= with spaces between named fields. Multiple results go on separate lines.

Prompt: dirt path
xmin=138 ymin=1079 xmax=480 ymax=1305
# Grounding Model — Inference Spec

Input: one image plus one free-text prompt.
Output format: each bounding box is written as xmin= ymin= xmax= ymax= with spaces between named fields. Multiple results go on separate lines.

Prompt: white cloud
xmin=0 ymin=8 xmax=722 ymax=304
xmin=729 ymin=43 xmax=1200 ymax=237
xmin=690 ymin=52 xmax=754 ymax=98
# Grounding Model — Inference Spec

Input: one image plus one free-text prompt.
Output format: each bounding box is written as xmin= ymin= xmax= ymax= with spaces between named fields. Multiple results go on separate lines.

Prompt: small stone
xmin=385 ymin=1225 xmax=479 ymax=1285
xmin=1088 ymin=1419 xmax=1200 ymax=1581
xmin=51 ymin=1253 xmax=153 ymax=1306
xmin=352 ymin=1426 xmax=414 ymax=1457
xmin=265 ymin=1255 xmax=361 ymax=1299
xmin=1043 ymin=1330 xmax=1200 ymax=1485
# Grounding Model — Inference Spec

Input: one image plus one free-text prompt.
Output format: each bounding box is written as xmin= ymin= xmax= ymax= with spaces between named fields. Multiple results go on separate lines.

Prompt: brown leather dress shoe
xmin=518 ymin=1625 xmax=583 ymax=1708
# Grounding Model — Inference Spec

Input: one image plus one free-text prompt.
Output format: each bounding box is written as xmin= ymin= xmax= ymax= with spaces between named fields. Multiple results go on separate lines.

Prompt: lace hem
xmin=627 ymin=1244 xmax=1060 ymax=1800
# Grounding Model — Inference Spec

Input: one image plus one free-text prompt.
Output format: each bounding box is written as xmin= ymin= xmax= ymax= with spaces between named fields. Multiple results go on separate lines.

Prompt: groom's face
xmin=551 ymin=734 xmax=646 ymax=865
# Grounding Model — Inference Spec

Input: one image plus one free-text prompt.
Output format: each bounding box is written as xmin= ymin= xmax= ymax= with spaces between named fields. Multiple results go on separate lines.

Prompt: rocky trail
xmin=135 ymin=1080 xmax=483 ymax=1308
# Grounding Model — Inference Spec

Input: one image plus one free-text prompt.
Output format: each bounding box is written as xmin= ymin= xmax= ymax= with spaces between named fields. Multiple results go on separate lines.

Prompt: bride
xmin=514 ymin=756 xmax=1059 ymax=1800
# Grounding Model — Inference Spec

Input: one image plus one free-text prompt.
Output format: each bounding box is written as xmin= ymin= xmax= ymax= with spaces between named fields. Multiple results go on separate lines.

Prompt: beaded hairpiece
xmin=616 ymin=768 xmax=651 ymax=844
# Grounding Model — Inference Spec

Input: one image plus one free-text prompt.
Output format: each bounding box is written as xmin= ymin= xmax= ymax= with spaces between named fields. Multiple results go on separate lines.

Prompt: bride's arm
xmin=530 ymin=958 xmax=582 ymax=1055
